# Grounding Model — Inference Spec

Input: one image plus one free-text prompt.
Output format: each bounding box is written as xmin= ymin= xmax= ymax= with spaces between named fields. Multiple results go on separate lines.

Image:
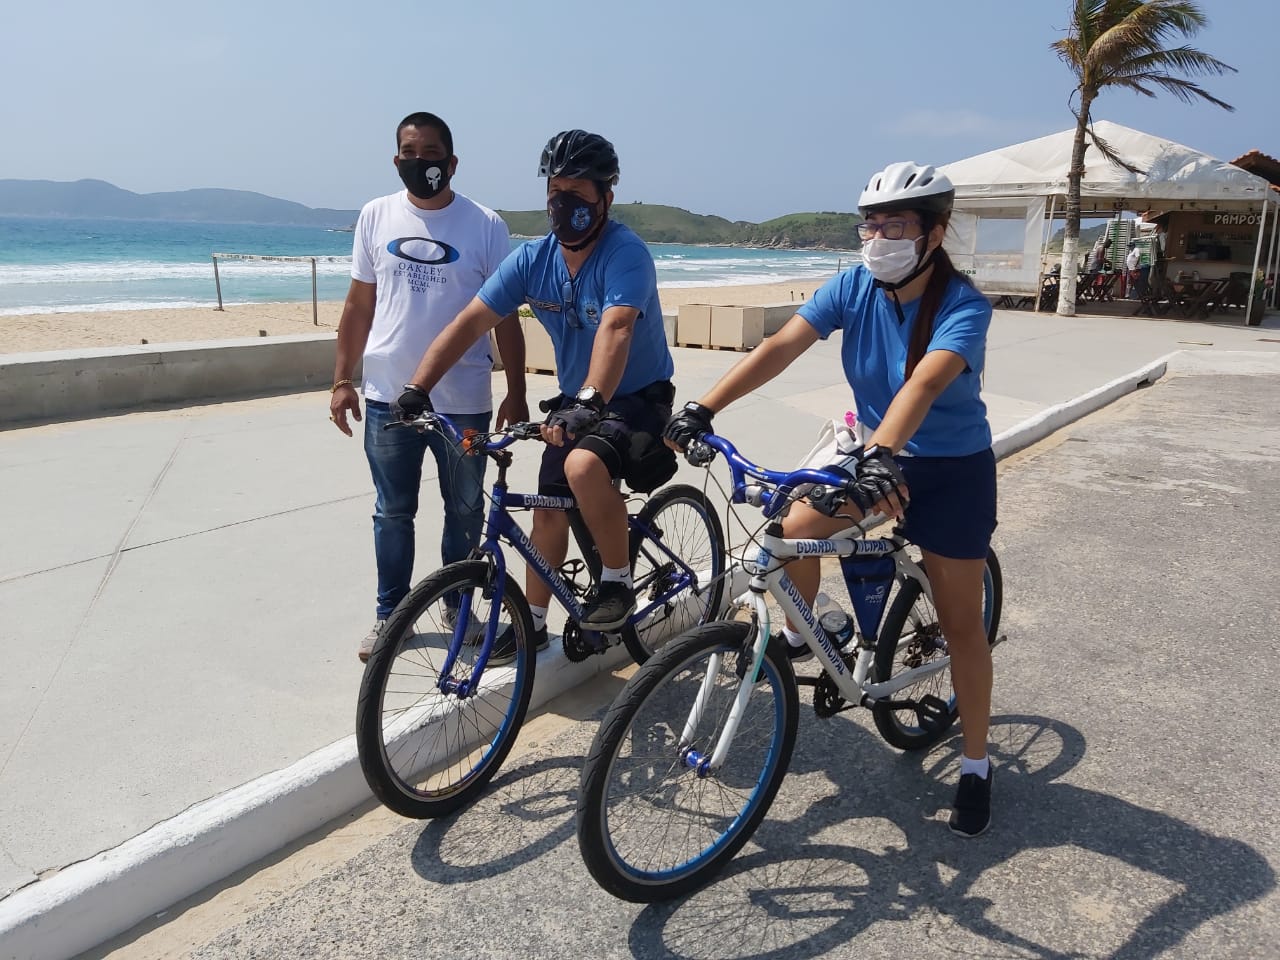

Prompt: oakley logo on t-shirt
xmin=386 ymin=237 xmax=461 ymax=265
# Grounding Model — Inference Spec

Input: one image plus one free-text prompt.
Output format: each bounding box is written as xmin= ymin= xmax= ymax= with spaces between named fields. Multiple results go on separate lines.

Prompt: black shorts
xmin=538 ymin=380 xmax=677 ymax=496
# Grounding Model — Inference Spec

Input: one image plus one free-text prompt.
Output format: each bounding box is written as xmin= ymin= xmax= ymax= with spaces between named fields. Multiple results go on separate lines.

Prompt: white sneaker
xmin=358 ymin=620 xmax=386 ymax=663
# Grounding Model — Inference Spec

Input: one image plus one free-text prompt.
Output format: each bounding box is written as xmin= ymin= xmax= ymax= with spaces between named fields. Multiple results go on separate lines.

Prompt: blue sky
xmin=2 ymin=0 xmax=1273 ymax=222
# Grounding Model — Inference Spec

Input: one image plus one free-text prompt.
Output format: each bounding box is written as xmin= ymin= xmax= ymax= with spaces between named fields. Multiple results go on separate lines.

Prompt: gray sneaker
xmin=443 ymin=606 xmax=484 ymax=645
xmin=358 ymin=620 xmax=386 ymax=664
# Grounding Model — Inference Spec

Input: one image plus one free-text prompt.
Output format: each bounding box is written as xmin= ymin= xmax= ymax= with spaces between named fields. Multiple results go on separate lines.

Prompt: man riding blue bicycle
xmin=397 ymin=129 xmax=678 ymax=663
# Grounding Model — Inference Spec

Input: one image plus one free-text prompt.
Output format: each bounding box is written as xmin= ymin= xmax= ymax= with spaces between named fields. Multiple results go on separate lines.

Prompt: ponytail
xmin=904 ymin=217 xmax=972 ymax=380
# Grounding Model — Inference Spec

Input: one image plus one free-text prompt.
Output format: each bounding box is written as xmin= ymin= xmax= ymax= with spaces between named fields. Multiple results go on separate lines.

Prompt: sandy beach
xmin=0 ymin=279 xmax=831 ymax=355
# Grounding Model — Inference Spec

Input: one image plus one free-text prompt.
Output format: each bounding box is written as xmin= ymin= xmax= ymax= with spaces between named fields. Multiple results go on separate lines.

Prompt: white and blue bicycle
xmin=576 ymin=430 xmax=1002 ymax=902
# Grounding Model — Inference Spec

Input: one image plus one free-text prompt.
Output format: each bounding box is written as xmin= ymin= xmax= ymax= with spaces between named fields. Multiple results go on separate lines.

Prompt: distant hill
xmin=498 ymin=202 xmax=862 ymax=250
xmin=0 ymin=180 xmax=862 ymax=247
xmin=0 ymin=179 xmax=359 ymax=228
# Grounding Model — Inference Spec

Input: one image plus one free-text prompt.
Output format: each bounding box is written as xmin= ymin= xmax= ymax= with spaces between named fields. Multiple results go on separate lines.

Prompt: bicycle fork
xmin=679 ymin=590 xmax=771 ymax=777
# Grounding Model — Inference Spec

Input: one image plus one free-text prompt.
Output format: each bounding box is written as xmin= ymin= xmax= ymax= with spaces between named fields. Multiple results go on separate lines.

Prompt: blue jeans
xmin=363 ymin=402 xmax=491 ymax=619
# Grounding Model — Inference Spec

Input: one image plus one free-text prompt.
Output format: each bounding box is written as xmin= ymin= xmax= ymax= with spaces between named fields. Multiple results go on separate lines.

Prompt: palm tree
xmin=1053 ymin=0 xmax=1235 ymax=315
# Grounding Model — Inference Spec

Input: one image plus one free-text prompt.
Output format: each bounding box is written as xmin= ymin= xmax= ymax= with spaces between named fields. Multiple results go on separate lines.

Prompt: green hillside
xmin=497 ymin=202 xmax=861 ymax=250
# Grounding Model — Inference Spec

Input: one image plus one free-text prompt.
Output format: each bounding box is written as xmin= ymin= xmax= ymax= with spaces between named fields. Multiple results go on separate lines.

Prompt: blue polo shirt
xmin=798 ymin=265 xmax=992 ymax=457
xmin=478 ymin=221 xmax=673 ymax=397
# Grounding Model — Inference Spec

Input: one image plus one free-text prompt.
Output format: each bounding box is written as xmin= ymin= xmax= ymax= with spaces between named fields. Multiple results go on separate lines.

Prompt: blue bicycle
xmin=576 ymin=431 xmax=1002 ymax=901
xmin=356 ymin=413 xmax=727 ymax=819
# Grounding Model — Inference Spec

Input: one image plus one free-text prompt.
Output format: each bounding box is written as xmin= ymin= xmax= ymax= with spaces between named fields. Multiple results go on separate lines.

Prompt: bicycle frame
xmin=679 ymin=433 xmax=948 ymax=773
xmin=412 ymin=415 xmax=707 ymax=691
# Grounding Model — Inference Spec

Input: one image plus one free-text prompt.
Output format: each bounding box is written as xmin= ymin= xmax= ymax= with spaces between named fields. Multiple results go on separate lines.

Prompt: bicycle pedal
xmin=917 ymin=695 xmax=952 ymax=733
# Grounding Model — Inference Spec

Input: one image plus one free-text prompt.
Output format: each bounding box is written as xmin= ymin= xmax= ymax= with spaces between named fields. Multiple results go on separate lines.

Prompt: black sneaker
xmin=949 ymin=766 xmax=994 ymax=837
xmin=488 ymin=623 xmax=550 ymax=667
xmin=783 ymin=640 xmax=813 ymax=663
xmin=580 ymin=581 xmax=637 ymax=631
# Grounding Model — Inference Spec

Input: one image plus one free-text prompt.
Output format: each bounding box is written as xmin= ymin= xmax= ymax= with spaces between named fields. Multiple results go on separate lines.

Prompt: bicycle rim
xmin=582 ymin=624 xmax=796 ymax=899
xmin=628 ymin=486 xmax=726 ymax=662
xmin=357 ymin=562 xmax=534 ymax=817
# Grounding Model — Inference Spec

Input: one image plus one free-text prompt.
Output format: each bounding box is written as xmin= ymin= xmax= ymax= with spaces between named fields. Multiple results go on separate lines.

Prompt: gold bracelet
xmin=331 ymin=378 xmax=354 ymax=393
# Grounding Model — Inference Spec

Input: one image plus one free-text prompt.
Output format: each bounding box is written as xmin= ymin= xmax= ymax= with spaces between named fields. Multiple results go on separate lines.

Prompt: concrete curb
xmin=0 ymin=354 xmax=1178 ymax=960
xmin=991 ymin=355 xmax=1170 ymax=461
xmin=0 ymin=644 xmax=628 ymax=960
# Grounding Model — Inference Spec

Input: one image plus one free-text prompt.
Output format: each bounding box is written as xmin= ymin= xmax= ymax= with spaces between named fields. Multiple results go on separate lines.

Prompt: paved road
xmin=90 ymin=361 xmax=1280 ymax=959
xmin=10 ymin=307 xmax=1276 ymax=903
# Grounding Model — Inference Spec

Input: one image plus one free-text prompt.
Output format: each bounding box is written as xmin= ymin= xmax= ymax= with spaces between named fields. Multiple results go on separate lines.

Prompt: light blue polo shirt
xmin=478 ymin=220 xmax=673 ymax=397
xmin=798 ymin=265 xmax=992 ymax=457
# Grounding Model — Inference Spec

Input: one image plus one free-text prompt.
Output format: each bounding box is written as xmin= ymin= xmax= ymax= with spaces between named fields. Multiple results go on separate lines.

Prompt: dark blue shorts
xmin=897 ymin=448 xmax=997 ymax=560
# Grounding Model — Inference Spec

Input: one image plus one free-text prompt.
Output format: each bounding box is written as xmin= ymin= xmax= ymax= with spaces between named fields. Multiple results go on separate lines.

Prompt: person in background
xmin=665 ymin=162 xmax=999 ymax=838
xmin=1125 ymin=240 xmax=1144 ymax=299
xmin=330 ymin=110 xmax=525 ymax=663
xmin=394 ymin=130 xmax=677 ymax=664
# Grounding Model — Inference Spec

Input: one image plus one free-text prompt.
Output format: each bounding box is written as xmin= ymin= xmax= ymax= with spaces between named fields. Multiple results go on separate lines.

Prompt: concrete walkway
xmin=1 ymin=308 xmax=1278 ymax=957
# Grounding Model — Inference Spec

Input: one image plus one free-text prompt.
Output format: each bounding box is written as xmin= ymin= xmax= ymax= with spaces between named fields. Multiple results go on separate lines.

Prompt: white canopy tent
xmin=939 ymin=121 xmax=1276 ymax=316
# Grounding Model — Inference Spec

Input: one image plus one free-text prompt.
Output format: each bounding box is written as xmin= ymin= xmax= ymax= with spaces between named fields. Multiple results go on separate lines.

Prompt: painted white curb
xmin=0 ymin=353 xmax=1177 ymax=960
xmin=0 ymin=644 xmax=627 ymax=960
xmin=992 ymin=355 xmax=1170 ymax=461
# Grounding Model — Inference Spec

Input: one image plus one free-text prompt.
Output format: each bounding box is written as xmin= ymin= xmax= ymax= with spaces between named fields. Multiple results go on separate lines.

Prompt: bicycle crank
xmin=561 ymin=621 xmax=622 ymax=663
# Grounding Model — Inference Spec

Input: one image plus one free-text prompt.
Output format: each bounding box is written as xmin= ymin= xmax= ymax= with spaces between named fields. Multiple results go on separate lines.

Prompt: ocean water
xmin=0 ymin=216 xmax=853 ymax=315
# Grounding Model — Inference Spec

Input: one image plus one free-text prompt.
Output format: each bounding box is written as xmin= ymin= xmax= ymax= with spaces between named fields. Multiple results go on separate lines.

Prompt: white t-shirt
xmin=1126 ymin=247 xmax=1141 ymax=271
xmin=352 ymin=190 xmax=510 ymax=411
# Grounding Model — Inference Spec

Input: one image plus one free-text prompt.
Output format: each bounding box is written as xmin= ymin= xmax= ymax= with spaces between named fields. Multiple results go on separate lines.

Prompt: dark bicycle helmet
xmin=537 ymin=129 xmax=620 ymax=185
xmin=858 ymin=161 xmax=954 ymax=217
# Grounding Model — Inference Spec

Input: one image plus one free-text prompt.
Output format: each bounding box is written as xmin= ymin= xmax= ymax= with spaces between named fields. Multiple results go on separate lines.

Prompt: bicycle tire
xmin=623 ymin=484 xmax=727 ymax=664
xmin=356 ymin=559 xmax=535 ymax=818
xmin=870 ymin=547 xmax=1003 ymax=751
xmin=577 ymin=621 xmax=799 ymax=902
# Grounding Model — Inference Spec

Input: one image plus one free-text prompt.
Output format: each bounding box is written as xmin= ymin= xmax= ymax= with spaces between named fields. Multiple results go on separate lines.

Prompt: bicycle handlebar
xmin=385 ymin=412 xmax=545 ymax=452
xmin=681 ymin=431 xmax=865 ymax=519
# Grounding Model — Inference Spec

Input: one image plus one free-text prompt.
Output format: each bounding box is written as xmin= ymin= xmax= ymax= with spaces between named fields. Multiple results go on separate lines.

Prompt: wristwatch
xmin=575 ymin=385 xmax=605 ymax=411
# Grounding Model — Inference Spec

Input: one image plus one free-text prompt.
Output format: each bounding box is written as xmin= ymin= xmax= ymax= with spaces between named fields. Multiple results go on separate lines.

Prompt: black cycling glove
xmin=394 ymin=383 xmax=433 ymax=421
xmin=546 ymin=402 xmax=601 ymax=438
xmin=663 ymin=401 xmax=715 ymax=449
xmin=845 ymin=445 xmax=908 ymax=512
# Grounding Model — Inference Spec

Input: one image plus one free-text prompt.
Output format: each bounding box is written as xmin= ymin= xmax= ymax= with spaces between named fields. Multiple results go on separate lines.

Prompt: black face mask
xmin=547 ymin=191 xmax=605 ymax=250
xmin=398 ymin=157 xmax=452 ymax=200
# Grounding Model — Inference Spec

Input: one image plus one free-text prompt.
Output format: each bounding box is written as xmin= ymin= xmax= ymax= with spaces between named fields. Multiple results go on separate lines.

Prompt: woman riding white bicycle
xmin=664 ymin=161 xmax=999 ymax=837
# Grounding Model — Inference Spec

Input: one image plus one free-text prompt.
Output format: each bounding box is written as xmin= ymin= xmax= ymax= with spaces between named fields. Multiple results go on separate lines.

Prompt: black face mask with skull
xmin=398 ymin=157 xmax=452 ymax=201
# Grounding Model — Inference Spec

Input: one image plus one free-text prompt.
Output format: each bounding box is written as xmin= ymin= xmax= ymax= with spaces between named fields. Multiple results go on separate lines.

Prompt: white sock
xmin=960 ymin=754 xmax=990 ymax=779
xmin=600 ymin=564 xmax=633 ymax=589
xmin=529 ymin=605 xmax=548 ymax=632
xmin=783 ymin=626 xmax=805 ymax=648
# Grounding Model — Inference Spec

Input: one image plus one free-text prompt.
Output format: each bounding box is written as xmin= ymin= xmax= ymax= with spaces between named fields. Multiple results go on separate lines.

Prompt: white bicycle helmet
xmin=858 ymin=162 xmax=955 ymax=216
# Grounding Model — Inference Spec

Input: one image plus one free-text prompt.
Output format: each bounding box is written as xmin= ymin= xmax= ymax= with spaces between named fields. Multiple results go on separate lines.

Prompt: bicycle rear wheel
xmin=870 ymin=547 xmax=1002 ymax=751
xmin=356 ymin=560 xmax=535 ymax=818
xmin=577 ymin=621 xmax=798 ymax=902
xmin=624 ymin=484 xmax=726 ymax=664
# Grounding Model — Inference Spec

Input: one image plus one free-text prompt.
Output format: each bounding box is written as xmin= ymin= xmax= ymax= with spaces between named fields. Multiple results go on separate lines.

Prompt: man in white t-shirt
xmin=329 ymin=111 xmax=527 ymax=662
xmin=1125 ymin=241 xmax=1143 ymax=299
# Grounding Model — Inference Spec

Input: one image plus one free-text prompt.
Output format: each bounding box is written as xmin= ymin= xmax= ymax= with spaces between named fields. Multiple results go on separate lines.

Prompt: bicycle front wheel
xmin=870 ymin=547 xmax=1003 ymax=751
xmin=356 ymin=560 xmax=535 ymax=818
xmin=624 ymin=484 xmax=726 ymax=664
xmin=577 ymin=621 xmax=799 ymax=902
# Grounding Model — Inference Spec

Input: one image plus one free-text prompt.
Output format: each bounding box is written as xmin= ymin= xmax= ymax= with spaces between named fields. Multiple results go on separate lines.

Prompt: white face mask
xmin=861 ymin=236 xmax=922 ymax=285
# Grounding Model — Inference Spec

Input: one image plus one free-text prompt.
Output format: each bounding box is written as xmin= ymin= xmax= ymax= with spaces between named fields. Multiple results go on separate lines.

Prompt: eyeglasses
xmin=857 ymin=218 xmax=922 ymax=241
xmin=561 ymin=278 xmax=582 ymax=329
